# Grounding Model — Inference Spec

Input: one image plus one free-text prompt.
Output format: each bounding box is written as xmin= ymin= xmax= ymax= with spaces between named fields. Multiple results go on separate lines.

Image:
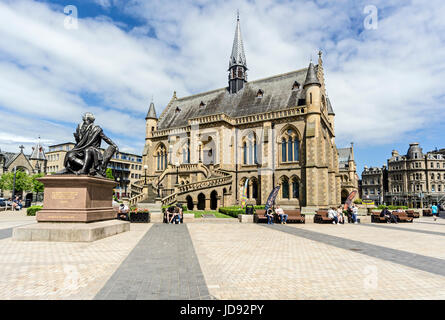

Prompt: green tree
xmin=31 ymin=173 xmax=45 ymax=193
xmin=0 ymin=170 xmax=32 ymax=192
xmin=106 ymin=168 xmax=114 ymax=180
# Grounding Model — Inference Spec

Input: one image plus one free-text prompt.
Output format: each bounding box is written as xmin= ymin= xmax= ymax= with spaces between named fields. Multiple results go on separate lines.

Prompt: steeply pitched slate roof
xmin=30 ymin=143 xmax=46 ymax=160
xmin=327 ymin=97 xmax=334 ymax=115
xmin=146 ymin=102 xmax=157 ymax=119
xmin=3 ymin=152 xmax=20 ymax=168
xmin=338 ymin=147 xmax=353 ymax=168
xmin=158 ymin=67 xmax=314 ymax=129
xmin=229 ymin=16 xmax=247 ymax=69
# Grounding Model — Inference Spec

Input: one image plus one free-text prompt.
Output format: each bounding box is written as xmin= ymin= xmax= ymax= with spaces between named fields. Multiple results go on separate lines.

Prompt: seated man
xmin=13 ymin=196 xmax=22 ymax=210
xmin=328 ymin=207 xmax=338 ymax=224
xmin=265 ymin=209 xmax=274 ymax=224
xmin=275 ymin=205 xmax=288 ymax=224
xmin=169 ymin=205 xmax=182 ymax=224
xmin=380 ymin=207 xmax=397 ymax=223
xmin=117 ymin=203 xmax=129 ymax=220
xmin=58 ymin=112 xmax=118 ymax=176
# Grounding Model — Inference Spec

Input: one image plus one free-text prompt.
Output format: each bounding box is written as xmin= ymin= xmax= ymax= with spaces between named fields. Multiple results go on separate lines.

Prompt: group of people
xmin=2 ymin=196 xmax=23 ymax=211
xmin=265 ymin=205 xmax=288 ymax=224
xmin=328 ymin=204 xmax=359 ymax=224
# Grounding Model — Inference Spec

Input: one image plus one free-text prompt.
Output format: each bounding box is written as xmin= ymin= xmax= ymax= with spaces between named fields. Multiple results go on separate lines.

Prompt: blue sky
xmin=0 ymin=0 xmax=444 ymax=177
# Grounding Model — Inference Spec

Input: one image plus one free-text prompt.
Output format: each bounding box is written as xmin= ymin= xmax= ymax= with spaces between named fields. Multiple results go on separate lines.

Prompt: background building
xmin=361 ymin=165 xmax=387 ymax=205
xmin=361 ymin=142 xmax=445 ymax=208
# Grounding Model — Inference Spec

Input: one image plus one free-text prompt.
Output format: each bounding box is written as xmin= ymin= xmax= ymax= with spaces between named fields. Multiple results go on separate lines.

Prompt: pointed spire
xmin=326 ymin=97 xmax=335 ymax=115
xmin=303 ymin=61 xmax=321 ymax=88
xmin=228 ymin=12 xmax=247 ymax=69
xmin=30 ymin=137 xmax=46 ymax=160
xmin=146 ymin=101 xmax=157 ymax=120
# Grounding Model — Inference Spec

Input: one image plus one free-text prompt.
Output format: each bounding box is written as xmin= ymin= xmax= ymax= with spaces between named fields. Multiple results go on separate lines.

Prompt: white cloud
xmin=0 ymin=0 xmax=444 ymax=159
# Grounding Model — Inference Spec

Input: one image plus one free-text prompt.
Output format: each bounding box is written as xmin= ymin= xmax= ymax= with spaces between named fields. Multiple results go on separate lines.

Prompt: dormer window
xmin=256 ymin=89 xmax=264 ymax=98
xmin=175 ymin=106 xmax=181 ymax=113
xmin=292 ymin=81 xmax=300 ymax=90
xmin=199 ymin=101 xmax=206 ymax=107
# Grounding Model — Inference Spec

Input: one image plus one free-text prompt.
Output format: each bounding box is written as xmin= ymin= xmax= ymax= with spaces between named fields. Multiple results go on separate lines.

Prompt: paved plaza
xmin=1 ymin=210 xmax=445 ymax=300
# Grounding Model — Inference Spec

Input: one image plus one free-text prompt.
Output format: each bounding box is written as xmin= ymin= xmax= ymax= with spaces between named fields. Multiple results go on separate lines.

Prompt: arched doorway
xmin=186 ymin=195 xmax=194 ymax=210
xmin=341 ymin=189 xmax=349 ymax=204
xmin=222 ymin=188 xmax=227 ymax=207
xmin=210 ymin=190 xmax=218 ymax=210
xmin=197 ymin=193 xmax=206 ymax=210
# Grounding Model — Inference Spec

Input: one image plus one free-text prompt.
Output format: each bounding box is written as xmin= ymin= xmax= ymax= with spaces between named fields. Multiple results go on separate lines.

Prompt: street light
xmin=144 ymin=165 xmax=148 ymax=185
xmin=175 ymin=161 xmax=179 ymax=185
xmin=117 ymin=177 xmax=121 ymax=200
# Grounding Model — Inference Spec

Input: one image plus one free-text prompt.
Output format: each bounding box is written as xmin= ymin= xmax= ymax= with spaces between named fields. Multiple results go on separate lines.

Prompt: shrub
xmin=377 ymin=205 xmax=408 ymax=210
xmin=353 ymin=198 xmax=362 ymax=204
xmin=219 ymin=205 xmax=265 ymax=218
xmin=27 ymin=205 xmax=42 ymax=216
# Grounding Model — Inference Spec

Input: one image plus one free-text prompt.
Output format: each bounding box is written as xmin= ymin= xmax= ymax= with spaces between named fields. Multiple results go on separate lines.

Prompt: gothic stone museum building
xmin=138 ymin=17 xmax=357 ymax=211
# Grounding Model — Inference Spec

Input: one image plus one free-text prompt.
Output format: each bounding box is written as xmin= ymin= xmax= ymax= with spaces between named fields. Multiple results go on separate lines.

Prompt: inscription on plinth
xmin=37 ymin=175 xmax=117 ymax=223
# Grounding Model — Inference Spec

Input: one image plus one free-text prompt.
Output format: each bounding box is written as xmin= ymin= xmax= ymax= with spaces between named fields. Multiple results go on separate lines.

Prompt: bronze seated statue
xmin=57 ymin=112 xmax=118 ymax=177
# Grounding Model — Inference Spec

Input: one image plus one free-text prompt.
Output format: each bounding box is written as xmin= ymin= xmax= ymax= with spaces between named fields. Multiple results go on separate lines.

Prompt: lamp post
xmin=175 ymin=161 xmax=179 ymax=185
xmin=144 ymin=165 xmax=148 ymax=185
xmin=12 ymin=166 xmax=17 ymax=199
xmin=117 ymin=177 xmax=121 ymax=200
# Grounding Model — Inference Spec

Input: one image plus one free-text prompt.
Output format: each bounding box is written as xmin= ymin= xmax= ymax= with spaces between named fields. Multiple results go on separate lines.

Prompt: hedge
xmin=219 ymin=205 xmax=265 ymax=218
xmin=377 ymin=205 xmax=408 ymax=210
xmin=27 ymin=205 xmax=42 ymax=216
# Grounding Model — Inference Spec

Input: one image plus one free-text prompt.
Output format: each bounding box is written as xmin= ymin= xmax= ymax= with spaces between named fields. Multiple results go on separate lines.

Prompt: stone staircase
xmin=129 ymin=163 xmax=233 ymax=207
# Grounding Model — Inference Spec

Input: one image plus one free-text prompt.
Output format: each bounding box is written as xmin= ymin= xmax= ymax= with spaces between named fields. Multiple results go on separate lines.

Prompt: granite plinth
xmin=13 ymin=220 xmax=130 ymax=242
xmin=36 ymin=175 xmax=117 ymax=223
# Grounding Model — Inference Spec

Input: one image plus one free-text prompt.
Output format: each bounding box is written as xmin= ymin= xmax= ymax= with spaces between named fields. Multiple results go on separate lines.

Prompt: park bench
xmin=371 ymin=212 xmax=387 ymax=223
xmin=392 ymin=211 xmax=413 ymax=223
xmin=314 ymin=210 xmax=333 ymax=224
xmin=253 ymin=209 xmax=269 ymax=223
xmin=274 ymin=209 xmax=305 ymax=223
xmin=422 ymin=209 xmax=432 ymax=216
xmin=405 ymin=210 xmax=420 ymax=218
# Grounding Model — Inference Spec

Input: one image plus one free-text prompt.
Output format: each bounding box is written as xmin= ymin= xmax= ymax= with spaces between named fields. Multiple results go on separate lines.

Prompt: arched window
xmin=293 ymin=139 xmax=299 ymax=161
xmin=282 ymin=179 xmax=289 ymax=199
xmin=288 ymin=138 xmax=293 ymax=161
xmin=292 ymin=178 xmax=299 ymax=199
xmin=252 ymin=180 xmax=258 ymax=199
xmin=282 ymin=138 xmax=287 ymax=162
xmin=281 ymin=128 xmax=299 ymax=162
xmin=242 ymin=132 xmax=257 ymax=165
xmin=155 ymin=144 xmax=167 ymax=171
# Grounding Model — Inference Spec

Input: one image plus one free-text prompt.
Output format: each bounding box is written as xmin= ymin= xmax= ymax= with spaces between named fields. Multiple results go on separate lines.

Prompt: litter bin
xmin=245 ymin=204 xmax=254 ymax=215
xmin=25 ymin=198 xmax=32 ymax=208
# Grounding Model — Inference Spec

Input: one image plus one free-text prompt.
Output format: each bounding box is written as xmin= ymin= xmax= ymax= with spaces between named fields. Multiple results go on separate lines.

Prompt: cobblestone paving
xmin=0 ymin=223 xmax=150 ymax=299
xmin=95 ymin=224 xmax=211 ymax=300
xmin=1 ymin=213 xmax=445 ymax=300
xmin=188 ymin=222 xmax=445 ymax=300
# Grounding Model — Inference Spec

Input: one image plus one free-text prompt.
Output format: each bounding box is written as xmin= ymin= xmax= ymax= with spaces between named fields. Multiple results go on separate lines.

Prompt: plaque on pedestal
xmin=36 ymin=175 xmax=117 ymax=223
